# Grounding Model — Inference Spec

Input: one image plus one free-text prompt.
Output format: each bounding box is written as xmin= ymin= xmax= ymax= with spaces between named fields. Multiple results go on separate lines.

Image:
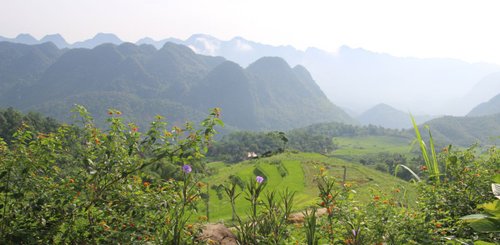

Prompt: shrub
xmin=0 ymin=106 xmax=223 ymax=243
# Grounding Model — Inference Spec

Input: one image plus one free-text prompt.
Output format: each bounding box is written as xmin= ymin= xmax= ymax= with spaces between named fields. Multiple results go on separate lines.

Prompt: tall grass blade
xmin=426 ymin=126 xmax=440 ymax=183
xmin=395 ymin=164 xmax=421 ymax=182
xmin=411 ymin=115 xmax=430 ymax=168
xmin=410 ymin=114 xmax=440 ymax=184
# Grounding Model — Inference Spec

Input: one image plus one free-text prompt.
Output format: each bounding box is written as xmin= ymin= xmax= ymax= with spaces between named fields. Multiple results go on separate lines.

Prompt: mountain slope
xmin=188 ymin=61 xmax=258 ymax=129
xmin=0 ymin=34 xmax=39 ymax=45
xmin=0 ymin=42 xmax=63 ymax=102
xmin=462 ymin=72 xmax=500 ymax=113
xmin=358 ymin=103 xmax=435 ymax=129
xmin=142 ymin=34 xmax=500 ymax=115
xmin=40 ymin=34 xmax=69 ymax=49
xmin=71 ymin=33 xmax=123 ymax=48
xmin=188 ymin=56 xmax=354 ymax=130
xmin=0 ymin=42 xmax=352 ymax=131
xmin=309 ymin=46 xmax=500 ymax=115
xmin=467 ymin=93 xmax=500 ymax=117
xmin=13 ymin=42 xmax=225 ymax=126
xmin=246 ymin=57 xmax=354 ymax=129
xmin=3 ymin=33 xmax=497 ymax=115
xmin=421 ymin=114 xmax=500 ymax=146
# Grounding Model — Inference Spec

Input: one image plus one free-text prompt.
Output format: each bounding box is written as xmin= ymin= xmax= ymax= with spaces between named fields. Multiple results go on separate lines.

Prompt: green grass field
xmin=332 ymin=135 xmax=413 ymax=156
xmin=199 ymin=152 xmax=416 ymax=222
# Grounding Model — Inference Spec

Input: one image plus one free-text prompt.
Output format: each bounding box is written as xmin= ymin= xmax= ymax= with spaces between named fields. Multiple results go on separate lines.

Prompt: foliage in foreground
xmin=0 ymin=107 xmax=498 ymax=244
xmin=0 ymin=106 xmax=222 ymax=244
xmin=0 ymin=107 xmax=59 ymax=144
xmin=408 ymin=117 xmax=499 ymax=243
xmin=223 ymin=125 xmax=499 ymax=244
xmin=214 ymin=143 xmax=498 ymax=244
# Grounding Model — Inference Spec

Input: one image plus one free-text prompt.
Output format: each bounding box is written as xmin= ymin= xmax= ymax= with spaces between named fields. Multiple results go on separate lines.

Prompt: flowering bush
xmin=415 ymin=147 xmax=499 ymax=243
xmin=228 ymin=176 xmax=295 ymax=244
xmin=0 ymin=106 xmax=222 ymax=243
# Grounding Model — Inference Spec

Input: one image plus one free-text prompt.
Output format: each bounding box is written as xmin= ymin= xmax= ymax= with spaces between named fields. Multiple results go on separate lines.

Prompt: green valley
xmin=332 ymin=135 xmax=412 ymax=156
xmin=202 ymin=152 xmax=415 ymax=222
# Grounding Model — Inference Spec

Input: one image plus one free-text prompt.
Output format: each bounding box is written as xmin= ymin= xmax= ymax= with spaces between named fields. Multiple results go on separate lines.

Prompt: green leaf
xmin=478 ymin=200 xmax=500 ymax=216
xmin=492 ymin=174 xmax=500 ymax=183
xmin=474 ymin=241 xmax=497 ymax=245
xmin=214 ymin=118 xmax=224 ymax=126
xmin=469 ymin=218 xmax=500 ymax=232
xmin=394 ymin=164 xmax=421 ymax=182
xmin=426 ymin=126 xmax=440 ymax=180
xmin=460 ymin=214 xmax=491 ymax=221
xmin=448 ymin=155 xmax=457 ymax=165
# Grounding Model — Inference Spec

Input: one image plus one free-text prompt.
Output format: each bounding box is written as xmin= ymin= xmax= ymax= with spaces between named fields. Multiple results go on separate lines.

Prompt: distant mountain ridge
xmin=358 ymin=103 xmax=435 ymax=129
xmin=72 ymin=33 xmax=123 ymax=49
xmin=0 ymin=41 xmax=353 ymax=130
xmin=467 ymin=93 xmax=500 ymax=117
xmin=3 ymin=32 xmax=498 ymax=116
xmin=461 ymin=72 xmax=500 ymax=113
xmin=137 ymin=34 xmax=500 ymax=115
xmin=0 ymin=33 xmax=122 ymax=49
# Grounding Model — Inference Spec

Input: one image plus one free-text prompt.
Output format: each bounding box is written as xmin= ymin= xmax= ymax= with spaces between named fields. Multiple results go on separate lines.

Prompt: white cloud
xmin=191 ymin=37 xmax=220 ymax=56
xmin=235 ymin=39 xmax=252 ymax=52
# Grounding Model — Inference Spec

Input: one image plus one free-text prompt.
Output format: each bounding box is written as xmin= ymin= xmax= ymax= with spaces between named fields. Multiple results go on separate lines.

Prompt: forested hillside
xmin=208 ymin=121 xmax=410 ymax=162
xmin=0 ymin=41 xmax=353 ymax=130
xmin=420 ymin=113 xmax=500 ymax=146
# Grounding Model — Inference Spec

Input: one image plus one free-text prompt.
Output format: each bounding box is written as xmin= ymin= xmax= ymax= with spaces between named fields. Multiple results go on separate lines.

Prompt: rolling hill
xmin=203 ymin=152 xmax=415 ymax=221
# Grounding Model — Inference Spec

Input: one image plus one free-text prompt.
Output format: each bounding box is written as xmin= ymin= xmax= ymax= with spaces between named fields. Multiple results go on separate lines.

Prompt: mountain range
xmin=3 ymin=32 xmax=500 ymax=143
xmin=137 ymin=34 xmax=500 ymax=115
xmin=0 ymin=33 xmax=122 ymax=49
xmin=0 ymin=41 xmax=352 ymax=130
xmin=3 ymin=33 xmax=500 ymax=116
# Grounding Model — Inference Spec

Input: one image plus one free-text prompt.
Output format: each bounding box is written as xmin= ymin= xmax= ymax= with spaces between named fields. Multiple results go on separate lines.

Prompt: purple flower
xmin=256 ymin=176 xmax=264 ymax=184
xmin=352 ymin=228 xmax=360 ymax=237
xmin=182 ymin=165 xmax=192 ymax=174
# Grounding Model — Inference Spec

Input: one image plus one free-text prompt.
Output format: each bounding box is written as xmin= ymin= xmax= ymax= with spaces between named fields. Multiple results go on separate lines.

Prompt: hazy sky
xmin=1 ymin=0 xmax=500 ymax=64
